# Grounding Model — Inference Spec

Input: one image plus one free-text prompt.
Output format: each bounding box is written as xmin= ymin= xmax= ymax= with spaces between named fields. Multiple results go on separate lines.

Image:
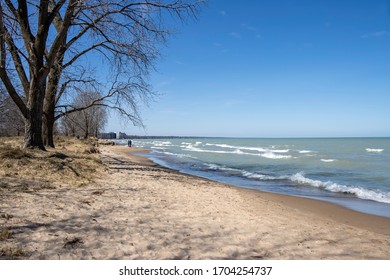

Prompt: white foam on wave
xmin=366 ymin=148 xmax=384 ymax=153
xmin=320 ymin=159 xmax=336 ymax=162
xmin=205 ymin=143 xmax=290 ymax=153
xmin=299 ymin=150 xmax=314 ymax=154
xmin=241 ymin=171 xmax=281 ymax=180
xmin=154 ymin=150 xmax=197 ymax=159
xmin=184 ymin=144 xmax=292 ymax=159
xmin=271 ymin=149 xmax=290 ymax=153
xmin=205 ymin=164 xmax=282 ymax=180
xmin=204 ymin=163 xmax=239 ymax=172
xmin=243 ymin=147 xmax=268 ymax=152
xmin=261 ymin=152 xmax=292 ymax=159
xmin=196 ymin=148 xmax=248 ymax=155
xmin=201 ymin=163 xmax=390 ymax=204
xmin=206 ymin=143 xmax=235 ymax=148
xmin=206 ymin=143 xmax=266 ymax=152
xmin=183 ymin=145 xmax=235 ymax=154
xmin=290 ymin=172 xmax=390 ymax=204
xmin=150 ymin=141 xmax=173 ymax=147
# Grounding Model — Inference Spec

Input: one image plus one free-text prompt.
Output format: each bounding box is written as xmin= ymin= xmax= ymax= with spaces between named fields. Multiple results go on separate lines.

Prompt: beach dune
xmin=1 ymin=144 xmax=389 ymax=259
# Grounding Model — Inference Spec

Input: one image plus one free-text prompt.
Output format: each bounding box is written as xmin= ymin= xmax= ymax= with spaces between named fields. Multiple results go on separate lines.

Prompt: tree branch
xmin=0 ymin=2 xmax=28 ymax=118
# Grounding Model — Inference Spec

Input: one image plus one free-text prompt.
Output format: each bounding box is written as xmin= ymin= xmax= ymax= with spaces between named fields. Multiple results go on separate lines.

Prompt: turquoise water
xmin=117 ymin=138 xmax=390 ymax=218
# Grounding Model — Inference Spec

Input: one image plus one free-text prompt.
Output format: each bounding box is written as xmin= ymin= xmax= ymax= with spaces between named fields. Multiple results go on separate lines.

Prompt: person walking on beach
xmin=128 ymin=140 xmax=132 ymax=147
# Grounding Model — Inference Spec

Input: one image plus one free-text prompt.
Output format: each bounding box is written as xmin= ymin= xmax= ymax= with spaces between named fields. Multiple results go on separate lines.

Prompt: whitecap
xmin=241 ymin=171 xmax=279 ymax=180
xmin=260 ymin=152 xmax=292 ymax=159
xmin=163 ymin=151 xmax=197 ymax=159
xmin=151 ymin=141 xmax=173 ymax=147
xmin=299 ymin=150 xmax=314 ymax=154
xmin=320 ymin=159 xmax=336 ymax=162
xmin=205 ymin=143 xmax=235 ymax=148
xmin=183 ymin=145 xmax=292 ymax=159
xmin=242 ymin=147 xmax=267 ymax=152
xmin=289 ymin=172 xmax=390 ymax=204
xmin=204 ymin=163 xmax=239 ymax=172
xmin=183 ymin=146 xmax=232 ymax=154
xmin=271 ymin=149 xmax=290 ymax=153
xmin=205 ymin=143 xmax=268 ymax=152
xmin=366 ymin=148 xmax=384 ymax=153
xmin=206 ymin=144 xmax=289 ymax=154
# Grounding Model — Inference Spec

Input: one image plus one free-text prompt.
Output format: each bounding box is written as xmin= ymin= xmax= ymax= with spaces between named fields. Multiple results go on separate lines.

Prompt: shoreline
xmin=1 ymin=141 xmax=390 ymax=259
xmin=127 ymin=146 xmax=390 ymax=236
xmin=122 ymin=137 xmax=390 ymax=219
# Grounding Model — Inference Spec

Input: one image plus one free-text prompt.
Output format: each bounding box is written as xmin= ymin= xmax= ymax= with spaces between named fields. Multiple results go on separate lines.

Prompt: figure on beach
xmin=128 ymin=140 xmax=132 ymax=147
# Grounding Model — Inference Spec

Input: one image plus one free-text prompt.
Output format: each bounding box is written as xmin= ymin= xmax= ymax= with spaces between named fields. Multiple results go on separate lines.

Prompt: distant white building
xmin=116 ymin=132 xmax=128 ymax=139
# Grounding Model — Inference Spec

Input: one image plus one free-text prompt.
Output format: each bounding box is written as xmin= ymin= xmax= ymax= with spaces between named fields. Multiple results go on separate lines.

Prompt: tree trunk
xmin=43 ymin=99 xmax=56 ymax=148
xmin=45 ymin=115 xmax=55 ymax=148
xmin=23 ymin=78 xmax=46 ymax=150
xmin=24 ymin=108 xmax=45 ymax=150
xmin=43 ymin=52 xmax=64 ymax=148
xmin=84 ymin=126 xmax=89 ymax=139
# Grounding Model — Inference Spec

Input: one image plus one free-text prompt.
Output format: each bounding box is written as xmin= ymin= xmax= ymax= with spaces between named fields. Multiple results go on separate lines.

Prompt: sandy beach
xmin=1 ymin=142 xmax=390 ymax=259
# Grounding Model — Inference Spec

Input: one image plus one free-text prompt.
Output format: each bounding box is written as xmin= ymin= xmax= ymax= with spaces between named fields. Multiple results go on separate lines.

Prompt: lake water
xmin=116 ymin=138 xmax=390 ymax=218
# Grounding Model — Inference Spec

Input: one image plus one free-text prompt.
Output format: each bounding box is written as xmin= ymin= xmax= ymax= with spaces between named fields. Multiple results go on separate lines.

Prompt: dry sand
xmin=1 ymin=143 xmax=390 ymax=259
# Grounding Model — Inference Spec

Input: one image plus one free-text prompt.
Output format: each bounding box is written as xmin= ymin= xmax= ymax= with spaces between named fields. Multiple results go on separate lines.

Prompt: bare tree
xmin=0 ymin=0 xmax=202 ymax=150
xmin=61 ymin=90 xmax=107 ymax=138
xmin=0 ymin=0 xmax=79 ymax=149
xmin=0 ymin=87 xmax=24 ymax=136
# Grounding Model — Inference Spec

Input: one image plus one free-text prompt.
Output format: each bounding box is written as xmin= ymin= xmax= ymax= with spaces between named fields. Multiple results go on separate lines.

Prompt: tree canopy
xmin=0 ymin=0 xmax=203 ymax=149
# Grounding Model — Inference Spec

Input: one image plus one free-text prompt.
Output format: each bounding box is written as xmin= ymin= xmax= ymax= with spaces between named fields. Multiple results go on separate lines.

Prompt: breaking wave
xmin=205 ymin=143 xmax=289 ymax=153
xmin=202 ymin=162 xmax=390 ymax=204
xmin=366 ymin=148 xmax=384 ymax=153
xmin=320 ymin=159 xmax=336 ymax=162
xmin=154 ymin=150 xmax=197 ymax=159
xmin=182 ymin=143 xmax=292 ymax=159
xmin=290 ymin=172 xmax=390 ymax=204
xmin=299 ymin=150 xmax=314 ymax=154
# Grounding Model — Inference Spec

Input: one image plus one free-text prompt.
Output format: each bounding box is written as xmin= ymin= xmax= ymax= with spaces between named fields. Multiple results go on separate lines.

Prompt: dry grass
xmin=98 ymin=140 xmax=115 ymax=146
xmin=0 ymin=136 xmax=105 ymax=259
xmin=0 ymin=136 xmax=105 ymax=188
xmin=0 ymin=227 xmax=12 ymax=241
xmin=0 ymin=246 xmax=25 ymax=259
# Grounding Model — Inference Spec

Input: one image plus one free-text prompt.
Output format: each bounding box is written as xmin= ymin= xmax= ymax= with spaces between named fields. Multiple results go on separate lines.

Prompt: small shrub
xmin=0 ymin=246 xmax=24 ymax=259
xmin=0 ymin=227 xmax=12 ymax=241
xmin=84 ymin=147 xmax=99 ymax=154
xmin=38 ymin=182 xmax=56 ymax=190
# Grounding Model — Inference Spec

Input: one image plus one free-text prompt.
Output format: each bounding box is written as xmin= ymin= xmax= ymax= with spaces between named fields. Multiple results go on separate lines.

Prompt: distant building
xmin=116 ymin=132 xmax=128 ymax=139
xmin=98 ymin=132 xmax=117 ymax=139
xmin=98 ymin=131 xmax=130 ymax=139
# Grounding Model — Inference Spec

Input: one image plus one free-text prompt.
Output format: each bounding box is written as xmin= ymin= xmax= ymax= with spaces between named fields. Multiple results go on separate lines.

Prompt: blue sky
xmin=107 ymin=0 xmax=390 ymax=137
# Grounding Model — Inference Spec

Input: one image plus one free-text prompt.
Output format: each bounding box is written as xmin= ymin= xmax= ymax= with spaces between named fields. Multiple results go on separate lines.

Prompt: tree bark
xmin=24 ymin=107 xmax=45 ymax=150
xmin=23 ymin=78 xmax=46 ymax=150
xmin=43 ymin=104 xmax=56 ymax=148
xmin=43 ymin=82 xmax=57 ymax=148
